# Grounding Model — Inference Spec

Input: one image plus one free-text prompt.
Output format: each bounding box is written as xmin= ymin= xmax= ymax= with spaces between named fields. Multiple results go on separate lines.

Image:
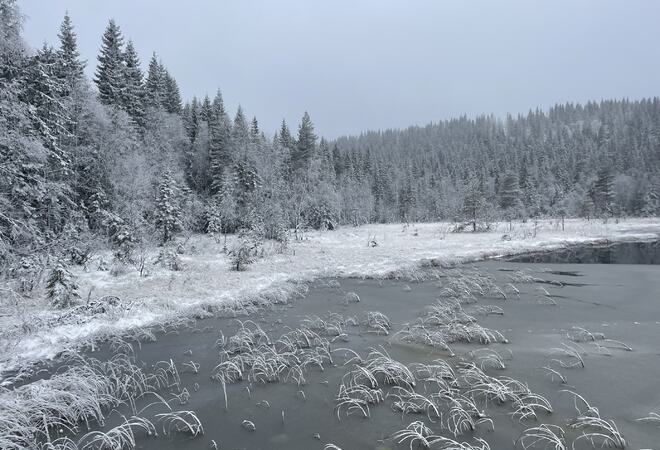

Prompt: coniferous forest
xmin=1 ymin=0 xmax=659 ymax=268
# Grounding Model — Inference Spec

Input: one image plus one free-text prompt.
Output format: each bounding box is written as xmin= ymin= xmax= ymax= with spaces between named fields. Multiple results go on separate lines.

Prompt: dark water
xmin=18 ymin=241 xmax=660 ymax=449
xmin=68 ymin=253 xmax=660 ymax=449
xmin=506 ymin=240 xmax=660 ymax=264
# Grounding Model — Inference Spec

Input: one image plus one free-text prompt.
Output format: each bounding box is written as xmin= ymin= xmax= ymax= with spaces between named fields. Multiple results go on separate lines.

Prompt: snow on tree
xmin=231 ymin=105 xmax=250 ymax=155
xmin=200 ymin=94 xmax=212 ymax=122
xmin=94 ymin=19 xmax=125 ymax=106
xmin=279 ymin=119 xmax=294 ymax=150
xmin=582 ymin=190 xmax=595 ymax=220
xmin=23 ymin=43 xmax=72 ymax=170
xmin=594 ymin=165 xmax=615 ymax=216
xmin=154 ymin=170 xmax=182 ymax=243
xmin=499 ymin=171 xmax=521 ymax=210
xmin=292 ymin=111 xmax=316 ymax=172
xmin=250 ymin=116 xmax=260 ymax=144
xmin=229 ymin=214 xmax=265 ymax=271
xmin=121 ymin=39 xmax=145 ymax=125
xmin=46 ymin=260 xmax=80 ymax=308
xmin=208 ymin=90 xmax=232 ymax=194
xmin=499 ymin=171 xmax=522 ymax=229
xmin=57 ymin=12 xmax=85 ymax=91
xmin=144 ymin=52 xmax=166 ymax=109
xmin=162 ymin=69 xmax=182 ymax=114
xmin=462 ymin=177 xmax=486 ymax=232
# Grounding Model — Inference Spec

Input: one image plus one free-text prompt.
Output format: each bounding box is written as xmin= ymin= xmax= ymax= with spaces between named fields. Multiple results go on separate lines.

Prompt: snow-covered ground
xmin=1 ymin=218 xmax=659 ymax=380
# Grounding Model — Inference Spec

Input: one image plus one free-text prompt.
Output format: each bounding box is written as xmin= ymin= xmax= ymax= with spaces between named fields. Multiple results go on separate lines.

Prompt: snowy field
xmin=1 ymin=218 xmax=659 ymax=380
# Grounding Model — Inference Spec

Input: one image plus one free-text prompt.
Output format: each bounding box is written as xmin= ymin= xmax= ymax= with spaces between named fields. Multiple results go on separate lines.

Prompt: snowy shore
xmin=1 ymin=218 xmax=659 ymax=380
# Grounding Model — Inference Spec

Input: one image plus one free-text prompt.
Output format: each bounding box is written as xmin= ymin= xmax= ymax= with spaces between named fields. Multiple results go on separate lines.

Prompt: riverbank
xmin=1 ymin=218 xmax=659 ymax=380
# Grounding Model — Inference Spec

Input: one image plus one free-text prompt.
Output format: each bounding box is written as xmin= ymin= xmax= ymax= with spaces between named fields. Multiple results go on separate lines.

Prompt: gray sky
xmin=19 ymin=0 xmax=660 ymax=138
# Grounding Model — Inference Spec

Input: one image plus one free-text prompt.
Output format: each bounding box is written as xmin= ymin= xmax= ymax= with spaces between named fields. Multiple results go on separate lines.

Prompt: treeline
xmin=1 ymin=0 xmax=659 ymax=270
xmin=334 ymin=100 xmax=660 ymax=225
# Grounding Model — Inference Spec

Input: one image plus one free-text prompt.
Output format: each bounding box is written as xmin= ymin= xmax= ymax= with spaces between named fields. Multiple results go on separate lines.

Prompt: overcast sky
xmin=18 ymin=0 xmax=660 ymax=138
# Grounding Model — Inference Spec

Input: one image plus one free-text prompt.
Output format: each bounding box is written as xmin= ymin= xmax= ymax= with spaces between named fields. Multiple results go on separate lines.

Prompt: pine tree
xmin=200 ymin=95 xmax=212 ymax=122
xmin=154 ymin=170 xmax=182 ymax=243
xmin=184 ymin=97 xmax=199 ymax=142
xmin=162 ymin=69 xmax=182 ymax=114
xmin=232 ymin=105 xmax=249 ymax=153
xmin=233 ymin=157 xmax=260 ymax=209
xmin=279 ymin=119 xmax=294 ymax=149
xmin=46 ymin=260 xmax=80 ymax=308
xmin=499 ymin=171 xmax=521 ymax=210
xmin=144 ymin=52 xmax=165 ymax=109
xmin=57 ymin=12 xmax=85 ymax=91
xmin=23 ymin=44 xmax=72 ymax=173
xmin=292 ymin=111 xmax=316 ymax=172
xmin=216 ymin=168 xmax=239 ymax=243
xmin=499 ymin=171 xmax=521 ymax=228
xmin=594 ymin=166 xmax=615 ymax=216
xmin=250 ymin=116 xmax=260 ymax=144
xmin=462 ymin=177 xmax=486 ymax=232
xmin=94 ymin=19 xmax=125 ymax=105
xmin=121 ymin=40 xmax=145 ymax=124
xmin=209 ymin=91 xmax=232 ymax=194
xmin=582 ymin=190 xmax=595 ymax=220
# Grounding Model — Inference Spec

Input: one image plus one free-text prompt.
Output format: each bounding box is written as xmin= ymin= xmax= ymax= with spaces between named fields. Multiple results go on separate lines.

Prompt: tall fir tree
xmin=184 ymin=96 xmax=199 ymax=142
xmin=154 ymin=170 xmax=182 ymax=243
xmin=209 ymin=91 xmax=232 ymax=194
xmin=293 ymin=111 xmax=316 ymax=172
xmin=499 ymin=171 xmax=521 ymax=210
xmin=232 ymin=105 xmax=249 ymax=155
xmin=162 ymin=69 xmax=182 ymax=114
xmin=250 ymin=116 xmax=260 ymax=144
xmin=200 ymin=95 xmax=212 ymax=122
xmin=121 ymin=40 xmax=145 ymax=124
xmin=594 ymin=166 xmax=615 ymax=215
xmin=56 ymin=12 xmax=85 ymax=91
xmin=144 ymin=52 xmax=165 ymax=109
xmin=94 ymin=19 xmax=125 ymax=106
xmin=24 ymin=44 xmax=71 ymax=172
xmin=278 ymin=119 xmax=294 ymax=149
xmin=462 ymin=177 xmax=486 ymax=232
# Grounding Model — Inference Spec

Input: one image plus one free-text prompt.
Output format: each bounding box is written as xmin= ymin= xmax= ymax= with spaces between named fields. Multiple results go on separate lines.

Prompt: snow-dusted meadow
xmin=1 ymin=218 xmax=659 ymax=378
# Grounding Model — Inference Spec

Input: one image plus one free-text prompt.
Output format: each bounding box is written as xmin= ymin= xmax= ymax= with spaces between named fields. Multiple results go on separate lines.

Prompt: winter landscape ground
xmin=2 ymin=218 xmax=658 ymax=379
xmin=2 ymin=218 xmax=660 ymax=450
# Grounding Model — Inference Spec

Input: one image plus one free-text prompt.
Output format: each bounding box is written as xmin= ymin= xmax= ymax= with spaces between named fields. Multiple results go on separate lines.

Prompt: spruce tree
xmin=594 ymin=166 xmax=615 ymax=216
xmin=57 ymin=12 xmax=85 ymax=90
xmin=200 ymin=95 xmax=212 ymax=122
xmin=24 ymin=44 xmax=71 ymax=172
xmin=184 ymin=97 xmax=199 ymax=142
xmin=94 ymin=19 xmax=125 ymax=106
xmin=162 ymin=69 xmax=182 ymax=113
xmin=154 ymin=170 xmax=182 ymax=243
xmin=499 ymin=171 xmax=521 ymax=228
xmin=144 ymin=52 xmax=165 ymax=109
xmin=499 ymin=171 xmax=521 ymax=210
xmin=231 ymin=105 xmax=249 ymax=158
xmin=121 ymin=40 xmax=145 ymax=124
xmin=293 ymin=111 xmax=316 ymax=172
xmin=46 ymin=260 xmax=80 ymax=308
xmin=209 ymin=91 xmax=232 ymax=194
xmin=279 ymin=119 xmax=294 ymax=150
xmin=250 ymin=116 xmax=260 ymax=144
xmin=462 ymin=177 xmax=486 ymax=232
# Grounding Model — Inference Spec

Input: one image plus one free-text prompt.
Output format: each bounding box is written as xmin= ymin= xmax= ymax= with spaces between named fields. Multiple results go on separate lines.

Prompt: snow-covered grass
xmin=1 ymin=218 xmax=659 ymax=380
